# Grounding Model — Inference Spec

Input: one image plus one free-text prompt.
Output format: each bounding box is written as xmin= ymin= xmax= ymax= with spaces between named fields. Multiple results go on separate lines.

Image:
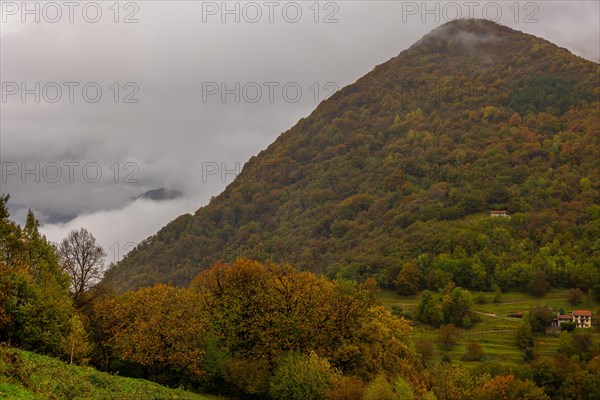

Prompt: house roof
xmin=557 ymin=315 xmax=572 ymax=320
xmin=571 ymin=310 xmax=592 ymax=317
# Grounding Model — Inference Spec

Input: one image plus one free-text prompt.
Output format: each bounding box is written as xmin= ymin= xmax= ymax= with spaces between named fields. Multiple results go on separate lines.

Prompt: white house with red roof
xmin=571 ymin=310 xmax=592 ymax=328
xmin=552 ymin=310 xmax=593 ymax=328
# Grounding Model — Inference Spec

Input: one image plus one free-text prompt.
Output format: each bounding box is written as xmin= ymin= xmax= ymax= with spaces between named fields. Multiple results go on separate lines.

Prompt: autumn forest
xmin=1 ymin=19 xmax=600 ymax=400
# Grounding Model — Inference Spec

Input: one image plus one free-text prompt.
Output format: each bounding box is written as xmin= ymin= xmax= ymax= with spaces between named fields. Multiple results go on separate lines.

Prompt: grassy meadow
xmin=0 ymin=346 xmax=224 ymax=400
xmin=379 ymin=289 xmax=600 ymax=368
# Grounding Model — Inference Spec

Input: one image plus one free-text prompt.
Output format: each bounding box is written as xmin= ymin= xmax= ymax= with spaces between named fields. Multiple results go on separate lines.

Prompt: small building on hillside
xmin=489 ymin=210 xmax=510 ymax=218
xmin=551 ymin=310 xmax=593 ymax=328
xmin=571 ymin=310 xmax=592 ymax=328
xmin=551 ymin=314 xmax=573 ymax=328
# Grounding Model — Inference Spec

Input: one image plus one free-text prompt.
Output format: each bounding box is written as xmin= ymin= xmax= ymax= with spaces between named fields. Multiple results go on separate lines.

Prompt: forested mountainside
xmin=107 ymin=19 xmax=600 ymax=293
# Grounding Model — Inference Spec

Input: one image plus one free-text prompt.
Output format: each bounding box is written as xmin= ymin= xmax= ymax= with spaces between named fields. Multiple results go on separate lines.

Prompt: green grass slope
xmin=380 ymin=289 xmax=600 ymax=368
xmin=0 ymin=346 xmax=220 ymax=400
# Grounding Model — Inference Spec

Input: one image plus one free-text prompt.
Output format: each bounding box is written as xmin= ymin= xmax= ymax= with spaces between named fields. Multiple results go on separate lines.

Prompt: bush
xmin=393 ymin=376 xmax=416 ymax=400
xmin=439 ymin=324 xmax=460 ymax=348
xmin=415 ymin=339 xmax=434 ymax=364
xmin=462 ymin=316 xmax=472 ymax=329
xmin=524 ymin=347 xmax=535 ymax=362
xmin=464 ymin=341 xmax=484 ymax=361
xmin=270 ymin=352 xmax=336 ymax=400
xmin=223 ymin=358 xmax=271 ymax=395
xmin=363 ymin=375 xmax=397 ymax=400
xmin=561 ymin=321 xmax=577 ymax=332
xmin=475 ymin=292 xmax=486 ymax=304
xmin=492 ymin=284 xmax=502 ymax=303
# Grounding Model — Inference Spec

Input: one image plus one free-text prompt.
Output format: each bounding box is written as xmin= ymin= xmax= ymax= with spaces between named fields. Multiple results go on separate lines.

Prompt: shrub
xmin=429 ymin=363 xmax=476 ymax=400
xmin=393 ymin=376 xmax=415 ymax=400
xmin=464 ymin=341 xmax=484 ymax=361
xmin=223 ymin=358 xmax=271 ymax=395
xmin=524 ymin=347 xmax=535 ymax=362
xmin=415 ymin=339 xmax=434 ymax=364
xmin=363 ymin=375 xmax=397 ymax=400
xmin=439 ymin=324 xmax=460 ymax=348
xmin=515 ymin=320 xmax=533 ymax=349
xmin=492 ymin=284 xmax=502 ymax=303
xmin=561 ymin=322 xmax=577 ymax=332
xmin=475 ymin=292 xmax=486 ymax=304
xmin=270 ymin=352 xmax=336 ymax=400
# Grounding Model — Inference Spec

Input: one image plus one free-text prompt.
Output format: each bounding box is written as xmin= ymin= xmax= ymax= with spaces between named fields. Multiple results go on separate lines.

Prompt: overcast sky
xmin=1 ymin=1 xmax=599 ymax=264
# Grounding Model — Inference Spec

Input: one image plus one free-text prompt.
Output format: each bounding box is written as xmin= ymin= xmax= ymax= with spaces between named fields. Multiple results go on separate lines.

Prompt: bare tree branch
xmin=57 ymin=228 xmax=106 ymax=303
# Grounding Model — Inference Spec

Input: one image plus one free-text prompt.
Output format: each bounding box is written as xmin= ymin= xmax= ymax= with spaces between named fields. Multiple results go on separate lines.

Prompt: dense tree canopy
xmin=0 ymin=195 xmax=74 ymax=356
xmin=107 ymin=20 xmax=600 ymax=300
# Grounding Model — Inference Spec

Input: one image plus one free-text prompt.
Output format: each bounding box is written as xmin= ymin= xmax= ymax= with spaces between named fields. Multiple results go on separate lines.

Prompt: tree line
xmin=2 ymin=195 xmax=600 ymax=399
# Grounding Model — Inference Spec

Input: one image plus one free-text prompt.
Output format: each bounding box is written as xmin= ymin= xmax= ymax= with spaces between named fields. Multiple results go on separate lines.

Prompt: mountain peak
xmin=133 ymin=188 xmax=183 ymax=202
xmin=415 ymin=19 xmax=508 ymax=46
xmin=107 ymin=22 xmax=599 ymax=291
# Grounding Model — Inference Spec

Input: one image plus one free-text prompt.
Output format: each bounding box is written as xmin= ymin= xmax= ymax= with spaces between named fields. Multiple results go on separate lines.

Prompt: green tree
xmin=516 ymin=319 xmax=533 ymax=349
xmin=415 ymin=290 xmax=444 ymax=327
xmin=0 ymin=204 xmax=74 ymax=356
xmin=531 ymin=357 xmax=562 ymax=398
xmin=530 ymin=269 xmax=551 ymax=296
xmin=442 ymin=287 xmax=473 ymax=327
xmin=394 ymin=261 xmax=422 ymax=295
xmin=16 ymin=273 xmax=73 ymax=355
xmin=527 ymin=306 xmax=553 ymax=333
xmin=64 ymin=314 xmax=91 ymax=364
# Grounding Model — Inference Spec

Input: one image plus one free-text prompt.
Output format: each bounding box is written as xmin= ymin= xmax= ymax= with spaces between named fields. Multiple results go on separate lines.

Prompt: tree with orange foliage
xmin=100 ymin=284 xmax=207 ymax=383
xmin=476 ymin=374 xmax=549 ymax=400
xmin=190 ymin=259 xmax=421 ymax=391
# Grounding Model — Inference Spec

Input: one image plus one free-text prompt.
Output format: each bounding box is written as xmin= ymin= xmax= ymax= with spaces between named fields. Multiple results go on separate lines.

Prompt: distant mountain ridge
xmin=133 ymin=188 xmax=183 ymax=202
xmin=106 ymin=20 xmax=600 ymax=292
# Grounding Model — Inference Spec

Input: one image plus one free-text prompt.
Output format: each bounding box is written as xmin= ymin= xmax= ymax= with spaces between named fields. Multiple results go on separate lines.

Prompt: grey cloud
xmin=0 ymin=1 xmax=597 ymax=252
